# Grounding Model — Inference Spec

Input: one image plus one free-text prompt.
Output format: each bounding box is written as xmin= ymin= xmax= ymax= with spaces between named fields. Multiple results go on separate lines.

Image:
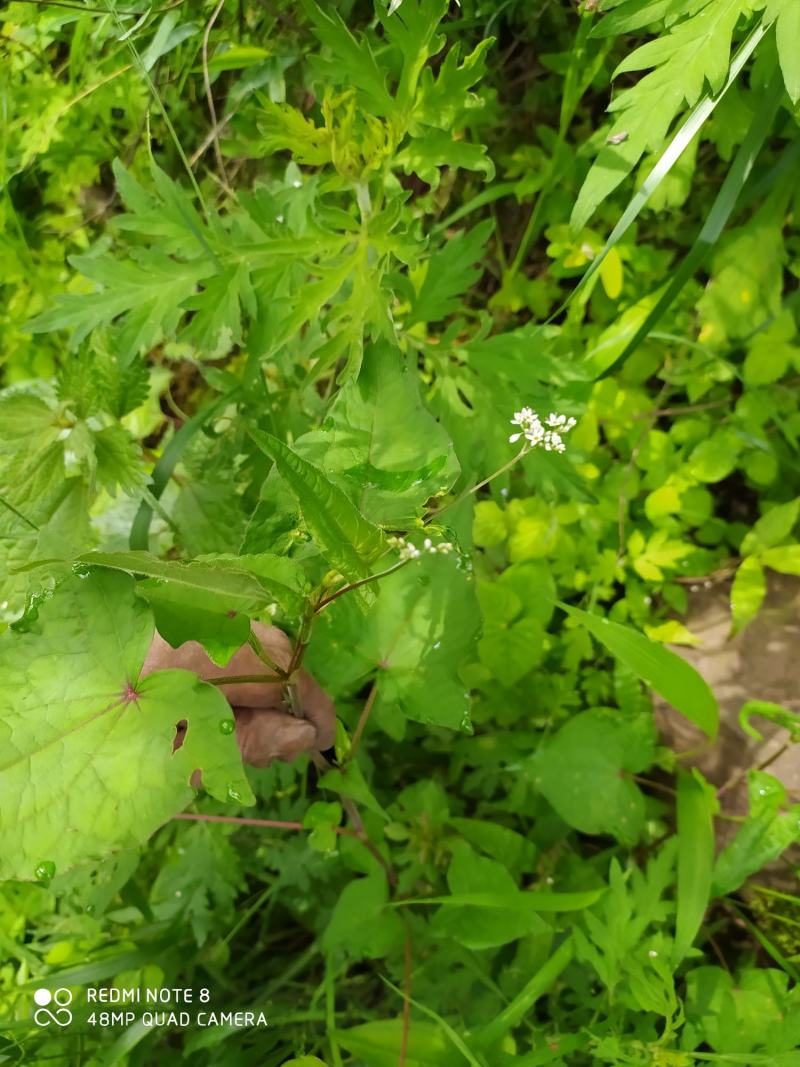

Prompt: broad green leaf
xmin=730 ymin=557 xmax=766 ymax=635
xmin=296 ymin=342 xmax=460 ymax=526
xmin=322 ymin=874 xmax=403 ymax=960
xmin=74 ymin=551 xmax=275 ymax=609
xmin=247 ymin=428 xmax=385 ymax=582
xmin=674 ymin=770 xmax=715 ymax=964
xmin=197 ymin=553 xmax=309 ymax=614
xmin=306 ymin=554 xmax=478 ymax=732
xmin=713 ymin=772 xmax=800 ymax=896
xmin=430 ymin=844 xmax=548 ymax=949
xmin=0 ymin=571 xmax=252 ymax=881
xmin=530 ymin=709 xmax=655 ymax=845
xmin=559 ymin=602 xmax=719 ymax=739
xmin=137 ymin=581 xmax=251 ymax=667
xmin=689 ymin=430 xmax=741 ymax=483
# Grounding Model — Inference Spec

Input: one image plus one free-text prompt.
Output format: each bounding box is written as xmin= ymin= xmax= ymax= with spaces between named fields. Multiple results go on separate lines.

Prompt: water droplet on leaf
xmin=227 ymin=785 xmax=244 ymax=803
xmin=35 ymin=860 xmax=56 ymax=882
xmin=72 ymin=563 xmax=93 ymax=578
xmin=219 ymin=719 xmax=236 ymax=735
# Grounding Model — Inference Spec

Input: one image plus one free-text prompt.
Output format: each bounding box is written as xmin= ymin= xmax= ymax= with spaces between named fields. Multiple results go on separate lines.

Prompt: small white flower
xmin=509 ymin=406 xmax=576 ymax=453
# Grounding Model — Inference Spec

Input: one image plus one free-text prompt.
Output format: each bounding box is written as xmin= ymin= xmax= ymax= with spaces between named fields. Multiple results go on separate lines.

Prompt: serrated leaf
xmin=26 ymin=253 xmax=210 ymax=363
xmin=559 ymin=601 xmax=719 ymax=739
xmin=247 ymin=427 xmax=386 ymax=581
xmin=406 ymin=221 xmax=492 ymax=326
xmin=302 ymin=0 xmax=395 ymax=117
xmin=0 ymin=571 xmax=252 ymax=881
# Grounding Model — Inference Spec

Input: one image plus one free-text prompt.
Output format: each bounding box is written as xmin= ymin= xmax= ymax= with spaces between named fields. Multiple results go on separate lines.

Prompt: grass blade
xmin=585 ymin=67 xmax=785 ymax=379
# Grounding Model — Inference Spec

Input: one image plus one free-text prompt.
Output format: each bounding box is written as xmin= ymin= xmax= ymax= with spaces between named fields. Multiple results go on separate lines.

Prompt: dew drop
xmin=85 ymin=903 xmax=95 ymax=914
xmin=219 ymin=719 xmax=236 ymax=735
xmin=72 ymin=563 xmax=93 ymax=578
xmin=227 ymin=785 xmax=244 ymax=803
xmin=35 ymin=860 xmax=56 ymax=882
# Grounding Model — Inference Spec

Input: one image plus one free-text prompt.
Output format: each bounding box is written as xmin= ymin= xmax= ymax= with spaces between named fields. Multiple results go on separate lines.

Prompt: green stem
xmin=315 ymin=558 xmax=410 ymax=612
xmin=205 ymin=673 xmax=283 ymax=686
xmin=425 ymin=446 xmax=528 ymax=525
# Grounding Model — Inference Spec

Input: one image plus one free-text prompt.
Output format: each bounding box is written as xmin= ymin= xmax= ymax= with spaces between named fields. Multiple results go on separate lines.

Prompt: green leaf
xmin=307 ymin=555 xmax=479 ymax=732
xmin=1 ymin=438 xmax=91 ymax=621
xmin=429 ymin=844 xmax=547 ymax=949
xmin=761 ymin=545 xmax=800 ymax=576
xmin=730 ymin=556 xmax=766 ymax=635
xmin=448 ymin=817 xmax=536 ymax=878
xmin=776 ymin=1 xmax=800 ymax=103
xmin=296 ymin=342 xmax=460 ymax=526
xmin=559 ymin=602 xmax=719 ymax=739
xmin=530 ymin=709 xmax=655 ymax=844
xmin=397 ymin=889 xmax=605 ymax=912
xmin=26 ymin=253 xmax=210 ymax=364
xmin=572 ymin=9 xmax=763 ymax=230
xmin=247 ymin=428 xmax=386 ymax=582
xmin=713 ymin=772 xmax=800 ymax=896
xmin=406 ymin=221 xmax=492 ymax=326
xmin=137 ymin=581 xmax=251 ymax=667
xmin=0 ymin=571 xmax=252 ymax=881
xmin=302 ymin=0 xmax=395 ymax=117
xmin=74 ymin=551 xmax=275 ymax=609
xmin=740 ymin=499 xmax=799 ymax=555
xmin=322 ymin=874 xmax=404 ymax=960
xmin=674 ymin=770 xmax=715 ymax=964
xmin=335 ymin=1021 xmax=454 ymax=1067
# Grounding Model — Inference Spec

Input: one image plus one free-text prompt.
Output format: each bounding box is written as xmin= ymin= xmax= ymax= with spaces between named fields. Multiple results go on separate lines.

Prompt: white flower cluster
xmin=389 ymin=536 xmax=455 ymax=561
xmin=509 ymin=407 xmax=577 ymax=453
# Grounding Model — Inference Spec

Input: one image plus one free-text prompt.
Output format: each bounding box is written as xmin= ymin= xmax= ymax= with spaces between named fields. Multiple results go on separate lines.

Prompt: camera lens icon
xmin=33 ymin=988 xmax=73 ymax=1026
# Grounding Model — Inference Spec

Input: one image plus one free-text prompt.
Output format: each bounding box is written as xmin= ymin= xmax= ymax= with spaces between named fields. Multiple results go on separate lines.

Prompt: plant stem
xmin=315 ymin=558 xmax=410 ymax=612
xmin=424 ymin=446 xmax=528 ymax=525
xmin=204 ymin=673 xmax=283 ymax=686
xmin=349 ymin=681 xmax=378 ymax=760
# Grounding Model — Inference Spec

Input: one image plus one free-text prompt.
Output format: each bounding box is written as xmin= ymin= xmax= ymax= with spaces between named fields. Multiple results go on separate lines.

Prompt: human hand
xmin=141 ymin=622 xmax=336 ymax=767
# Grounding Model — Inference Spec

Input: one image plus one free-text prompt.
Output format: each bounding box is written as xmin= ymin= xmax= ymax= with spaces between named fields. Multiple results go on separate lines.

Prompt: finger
xmin=234 ymin=707 xmax=318 ymax=767
xmin=295 ymin=670 xmax=337 ymax=751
